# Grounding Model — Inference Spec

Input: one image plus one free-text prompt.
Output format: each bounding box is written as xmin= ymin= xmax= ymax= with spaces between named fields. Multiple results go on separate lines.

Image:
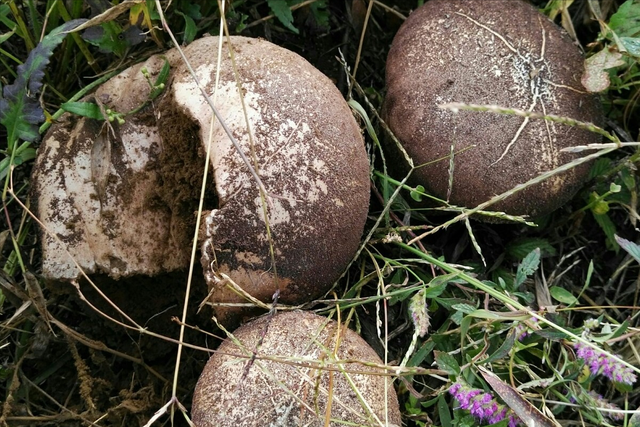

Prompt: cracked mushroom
xmin=382 ymin=0 xmax=603 ymax=218
xmin=32 ymin=36 xmax=370 ymax=325
xmin=191 ymin=310 xmax=401 ymax=427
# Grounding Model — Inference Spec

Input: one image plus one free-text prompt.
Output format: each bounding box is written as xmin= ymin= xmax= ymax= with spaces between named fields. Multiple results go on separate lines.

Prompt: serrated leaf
xmin=451 ymin=310 xmax=464 ymax=325
xmin=549 ymin=286 xmax=578 ymax=305
xmin=515 ymin=248 xmax=540 ymax=288
xmin=615 ymin=235 xmax=640 ymax=264
xmin=434 ymin=350 xmax=460 ymax=375
xmin=581 ymin=48 xmax=625 ymax=92
xmin=267 ymin=0 xmax=299 ymax=34
xmin=61 ymin=101 xmax=105 ymax=120
xmin=0 ymin=19 xmax=87 ymax=146
xmin=588 ymin=157 xmax=613 ymax=179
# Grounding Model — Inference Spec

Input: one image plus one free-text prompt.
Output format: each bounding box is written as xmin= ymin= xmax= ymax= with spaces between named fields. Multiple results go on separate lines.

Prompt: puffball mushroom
xmin=191 ymin=311 xmax=401 ymax=427
xmin=383 ymin=0 xmax=602 ymax=218
xmin=173 ymin=37 xmax=370 ymax=325
xmin=32 ymin=36 xmax=369 ymax=324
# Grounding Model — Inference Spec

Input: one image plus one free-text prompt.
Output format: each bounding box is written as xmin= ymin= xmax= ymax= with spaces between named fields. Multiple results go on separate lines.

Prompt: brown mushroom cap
xmin=166 ymin=37 xmax=369 ymax=325
xmin=191 ymin=311 xmax=401 ymax=427
xmin=383 ymin=0 xmax=602 ymax=217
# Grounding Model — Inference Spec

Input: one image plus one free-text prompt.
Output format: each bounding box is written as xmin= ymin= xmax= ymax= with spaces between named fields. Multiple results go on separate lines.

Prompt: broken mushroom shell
xmin=171 ymin=36 xmax=369 ymax=325
xmin=191 ymin=310 xmax=401 ymax=427
xmin=382 ymin=0 xmax=603 ymax=218
xmin=31 ymin=51 xmax=185 ymax=280
xmin=32 ymin=36 xmax=370 ymax=325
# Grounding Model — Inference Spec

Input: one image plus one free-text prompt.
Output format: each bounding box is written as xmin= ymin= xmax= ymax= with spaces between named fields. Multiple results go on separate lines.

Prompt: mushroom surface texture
xmin=31 ymin=36 xmax=370 ymax=325
xmin=382 ymin=0 xmax=603 ymax=218
xmin=191 ymin=311 xmax=401 ymax=427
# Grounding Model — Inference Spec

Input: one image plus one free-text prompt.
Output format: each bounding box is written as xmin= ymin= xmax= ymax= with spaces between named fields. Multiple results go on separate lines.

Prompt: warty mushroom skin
xmin=383 ymin=0 xmax=603 ymax=218
xmin=170 ymin=37 xmax=370 ymax=325
xmin=191 ymin=311 xmax=402 ymax=427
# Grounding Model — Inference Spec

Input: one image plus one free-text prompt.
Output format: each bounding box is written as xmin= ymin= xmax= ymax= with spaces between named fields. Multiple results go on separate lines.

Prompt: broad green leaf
xmin=616 ymin=235 xmax=640 ymax=264
xmin=452 ymin=303 xmax=476 ymax=315
xmin=483 ymin=330 xmax=516 ymax=364
xmin=61 ymin=101 xmax=104 ymax=120
xmin=434 ymin=350 xmax=460 ymax=375
xmin=0 ymin=141 xmax=36 ymax=180
xmin=549 ymin=286 xmax=578 ymax=305
xmin=176 ymin=11 xmax=197 ymax=44
xmin=267 ymin=0 xmax=299 ymax=34
xmin=609 ymin=0 xmax=640 ymax=38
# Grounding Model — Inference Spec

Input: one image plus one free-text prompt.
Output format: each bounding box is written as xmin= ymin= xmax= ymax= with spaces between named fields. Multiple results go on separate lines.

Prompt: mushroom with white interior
xmin=31 ymin=36 xmax=370 ymax=325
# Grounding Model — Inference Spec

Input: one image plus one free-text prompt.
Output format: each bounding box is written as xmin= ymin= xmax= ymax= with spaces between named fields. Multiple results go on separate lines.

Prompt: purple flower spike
xmin=574 ymin=342 xmax=637 ymax=385
xmin=586 ymin=391 xmax=624 ymax=421
xmin=449 ymin=381 xmax=522 ymax=426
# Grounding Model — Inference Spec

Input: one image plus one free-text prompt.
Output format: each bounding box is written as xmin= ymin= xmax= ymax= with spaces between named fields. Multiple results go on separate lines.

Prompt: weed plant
xmin=0 ymin=1 xmax=639 ymax=426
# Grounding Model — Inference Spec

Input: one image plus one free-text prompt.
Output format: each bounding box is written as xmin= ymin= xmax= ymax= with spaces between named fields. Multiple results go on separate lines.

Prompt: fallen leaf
xmin=581 ymin=48 xmax=625 ymax=92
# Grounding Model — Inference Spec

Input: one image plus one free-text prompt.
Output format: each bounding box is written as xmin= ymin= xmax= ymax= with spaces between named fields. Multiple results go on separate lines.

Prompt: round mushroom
xmin=382 ymin=0 xmax=602 ymax=218
xmin=31 ymin=36 xmax=370 ymax=325
xmin=191 ymin=310 xmax=401 ymax=427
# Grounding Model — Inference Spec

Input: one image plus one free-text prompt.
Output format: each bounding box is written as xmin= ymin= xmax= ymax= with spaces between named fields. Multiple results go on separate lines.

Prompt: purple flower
xmin=513 ymin=317 xmax=539 ymax=341
xmin=574 ymin=342 xmax=637 ymax=385
xmin=449 ymin=381 xmax=522 ymax=426
xmin=586 ymin=391 xmax=623 ymax=421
